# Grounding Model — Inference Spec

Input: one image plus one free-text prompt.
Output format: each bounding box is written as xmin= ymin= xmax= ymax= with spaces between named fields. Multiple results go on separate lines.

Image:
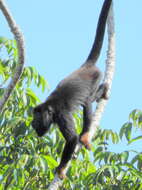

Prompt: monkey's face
xmin=32 ymin=104 xmax=53 ymax=137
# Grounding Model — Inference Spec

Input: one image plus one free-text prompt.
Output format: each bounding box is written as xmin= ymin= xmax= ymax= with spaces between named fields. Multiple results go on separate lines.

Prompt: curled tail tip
xmin=84 ymin=0 xmax=112 ymax=66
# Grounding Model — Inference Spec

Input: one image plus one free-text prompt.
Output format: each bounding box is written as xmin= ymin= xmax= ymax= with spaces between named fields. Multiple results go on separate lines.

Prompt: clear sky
xmin=0 ymin=0 xmax=142 ymax=153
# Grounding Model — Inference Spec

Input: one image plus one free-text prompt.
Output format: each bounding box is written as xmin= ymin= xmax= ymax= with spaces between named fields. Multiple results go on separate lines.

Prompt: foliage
xmin=0 ymin=37 xmax=142 ymax=190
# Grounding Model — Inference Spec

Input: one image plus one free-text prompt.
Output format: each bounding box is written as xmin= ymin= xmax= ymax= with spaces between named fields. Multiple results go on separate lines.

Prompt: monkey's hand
xmin=56 ymin=166 xmax=67 ymax=179
xmin=95 ymin=83 xmax=109 ymax=102
xmin=80 ymin=132 xmax=92 ymax=150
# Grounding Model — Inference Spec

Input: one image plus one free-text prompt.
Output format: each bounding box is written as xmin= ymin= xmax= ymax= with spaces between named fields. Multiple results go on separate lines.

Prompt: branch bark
xmin=48 ymin=2 xmax=115 ymax=190
xmin=89 ymin=2 xmax=115 ymax=140
xmin=0 ymin=0 xmax=25 ymax=112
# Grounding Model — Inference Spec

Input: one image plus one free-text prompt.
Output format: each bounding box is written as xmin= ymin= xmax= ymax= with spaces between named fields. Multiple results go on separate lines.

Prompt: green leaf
xmin=119 ymin=122 xmax=132 ymax=141
xmin=38 ymin=75 xmax=48 ymax=92
xmin=13 ymin=169 xmax=18 ymax=184
xmin=40 ymin=156 xmax=48 ymax=173
xmin=125 ymin=123 xmax=132 ymax=141
xmin=22 ymin=93 xmax=28 ymax=105
xmin=120 ymin=151 xmax=129 ymax=163
xmin=26 ymin=88 xmax=40 ymax=104
xmin=94 ymin=147 xmax=103 ymax=157
xmin=45 ymin=155 xmax=58 ymax=169
xmin=49 ymin=170 xmax=54 ymax=180
xmin=131 ymin=155 xmax=139 ymax=164
xmin=0 ymin=37 xmax=7 ymax=44
xmin=111 ymin=131 xmax=119 ymax=144
xmin=138 ymin=114 xmax=142 ymax=127
xmin=21 ymin=154 xmax=29 ymax=168
xmin=128 ymin=135 xmax=142 ymax=145
xmin=129 ymin=109 xmax=139 ymax=121
xmin=25 ymin=67 xmax=32 ymax=86
xmin=13 ymin=122 xmax=27 ymax=137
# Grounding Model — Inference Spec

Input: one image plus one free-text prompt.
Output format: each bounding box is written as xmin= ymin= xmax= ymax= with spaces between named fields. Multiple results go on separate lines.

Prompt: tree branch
xmin=88 ymin=2 xmax=115 ymax=140
xmin=0 ymin=0 xmax=25 ymax=112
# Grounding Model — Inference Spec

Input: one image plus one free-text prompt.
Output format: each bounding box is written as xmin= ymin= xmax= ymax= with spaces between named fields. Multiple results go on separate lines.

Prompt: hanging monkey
xmin=32 ymin=0 xmax=112 ymax=179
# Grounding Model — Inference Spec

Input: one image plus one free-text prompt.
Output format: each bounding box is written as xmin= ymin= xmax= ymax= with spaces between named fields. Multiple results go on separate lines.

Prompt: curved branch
xmin=48 ymin=2 xmax=115 ymax=190
xmin=0 ymin=0 xmax=25 ymax=112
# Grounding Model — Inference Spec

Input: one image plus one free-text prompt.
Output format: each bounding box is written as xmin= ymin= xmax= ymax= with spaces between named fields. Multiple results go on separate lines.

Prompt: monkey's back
xmin=49 ymin=66 xmax=101 ymax=112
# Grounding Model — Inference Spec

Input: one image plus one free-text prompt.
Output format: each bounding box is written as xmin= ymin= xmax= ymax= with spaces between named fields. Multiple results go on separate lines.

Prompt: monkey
xmin=32 ymin=0 xmax=112 ymax=179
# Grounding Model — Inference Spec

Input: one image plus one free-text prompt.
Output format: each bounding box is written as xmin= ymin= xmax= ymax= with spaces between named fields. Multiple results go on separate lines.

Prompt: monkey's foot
xmin=56 ymin=166 xmax=67 ymax=179
xmin=80 ymin=132 xmax=92 ymax=150
xmin=95 ymin=83 xmax=109 ymax=102
xmin=101 ymin=83 xmax=109 ymax=100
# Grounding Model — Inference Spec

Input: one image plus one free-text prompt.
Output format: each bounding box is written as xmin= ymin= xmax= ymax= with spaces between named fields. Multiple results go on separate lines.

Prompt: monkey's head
xmin=32 ymin=103 xmax=54 ymax=137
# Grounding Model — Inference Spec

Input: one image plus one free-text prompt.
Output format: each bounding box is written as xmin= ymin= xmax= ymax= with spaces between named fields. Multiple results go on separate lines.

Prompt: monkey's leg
xmin=80 ymin=100 xmax=93 ymax=150
xmin=56 ymin=113 xmax=78 ymax=179
xmin=56 ymin=136 xmax=78 ymax=179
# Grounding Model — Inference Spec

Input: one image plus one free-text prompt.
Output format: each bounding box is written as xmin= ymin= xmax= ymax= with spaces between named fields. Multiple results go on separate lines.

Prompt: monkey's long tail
xmin=85 ymin=0 xmax=112 ymax=65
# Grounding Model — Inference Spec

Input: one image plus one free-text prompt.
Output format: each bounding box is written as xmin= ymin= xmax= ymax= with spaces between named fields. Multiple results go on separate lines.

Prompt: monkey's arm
xmin=80 ymin=100 xmax=93 ymax=149
xmin=80 ymin=83 xmax=109 ymax=149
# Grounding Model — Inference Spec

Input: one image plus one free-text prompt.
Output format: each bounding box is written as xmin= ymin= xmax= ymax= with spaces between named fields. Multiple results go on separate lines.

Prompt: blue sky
xmin=0 ymin=0 xmax=142 ymax=153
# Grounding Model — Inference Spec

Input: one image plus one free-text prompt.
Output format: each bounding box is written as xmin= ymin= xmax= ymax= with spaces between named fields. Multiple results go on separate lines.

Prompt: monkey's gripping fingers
xmin=80 ymin=132 xmax=92 ymax=150
xmin=56 ymin=166 xmax=67 ymax=179
xmin=95 ymin=83 xmax=109 ymax=102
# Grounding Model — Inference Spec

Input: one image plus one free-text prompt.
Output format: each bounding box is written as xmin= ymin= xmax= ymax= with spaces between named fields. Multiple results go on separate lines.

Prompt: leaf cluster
xmin=0 ymin=38 xmax=142 ymax=190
